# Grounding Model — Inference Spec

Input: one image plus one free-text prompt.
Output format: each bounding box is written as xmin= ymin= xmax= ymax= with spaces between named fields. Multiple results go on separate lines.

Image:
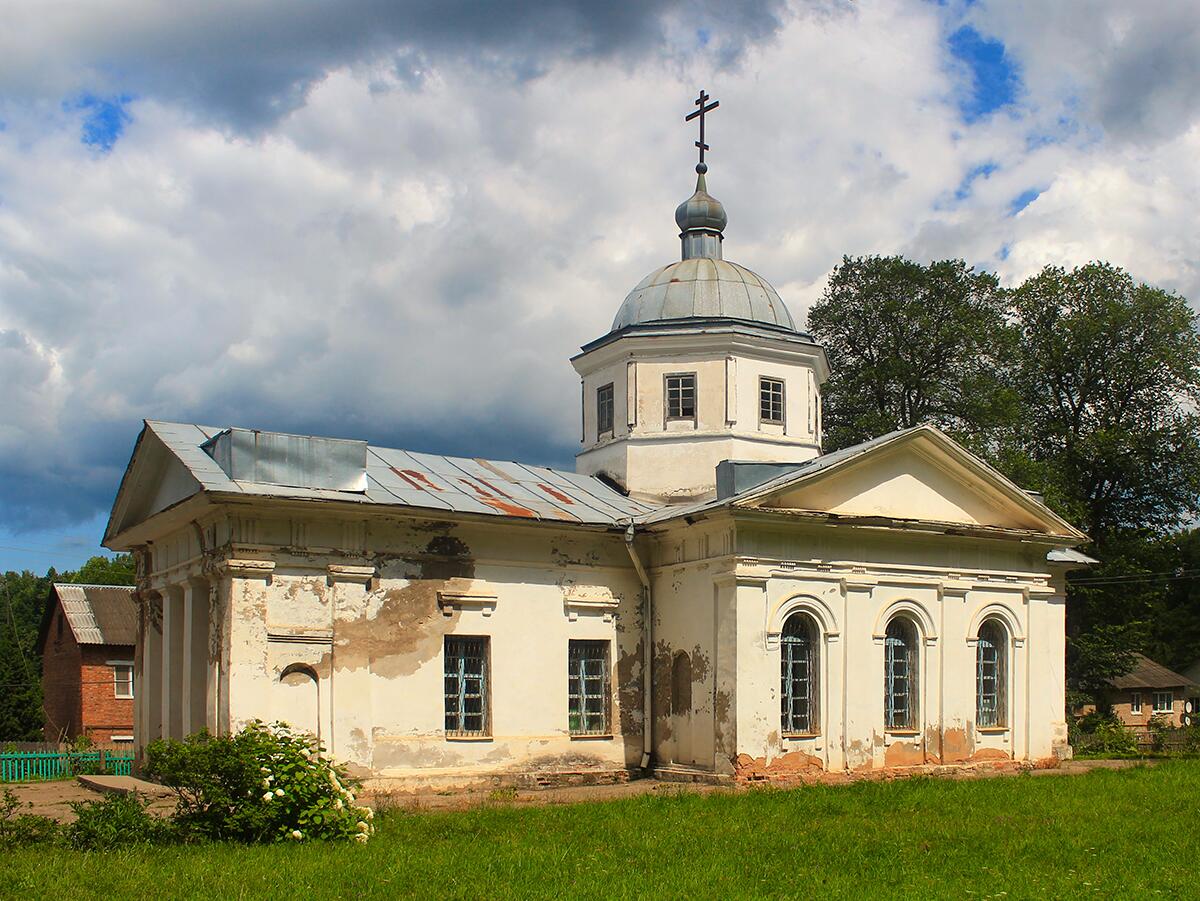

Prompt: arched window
xmin=884 ymin=617 xmax=919 ymax=731
xmin=976 ymin=619 xmax=1008 ymax=728
xmin=780 ymin=612 xmax=819 ymax=734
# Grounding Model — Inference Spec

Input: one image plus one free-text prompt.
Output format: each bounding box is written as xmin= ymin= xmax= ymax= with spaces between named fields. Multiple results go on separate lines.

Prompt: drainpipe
xmin=624 ymin=524 xmax=652 ymax=771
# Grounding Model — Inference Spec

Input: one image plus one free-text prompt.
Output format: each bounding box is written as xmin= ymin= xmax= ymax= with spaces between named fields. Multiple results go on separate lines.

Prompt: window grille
xmin=568 ymin=640 xmax=610 ymax=735
xmin=444 ymin=636 xmax=489 ymax=737
xmin=1131 ymin=692 xmax=1142 ymax=715
xmin=780 ymin=613 xmax=818 ymax=734
xmin=597 ymin=383 xmax=614 ymax=435
xmin=884 ymin=618 xmax=918 ymax=730
xmin=975 ymin=620 xmax=1007 ymax=728
xmin=760 ymin=377 xmax=785 ymax=424
xmin=665 ymin=373 xmax=696 ymax=421
xmin=113 ymin=663 xmax=134 ymax=700
xmin=1153 ymin=691 xmax=1173 ymax=714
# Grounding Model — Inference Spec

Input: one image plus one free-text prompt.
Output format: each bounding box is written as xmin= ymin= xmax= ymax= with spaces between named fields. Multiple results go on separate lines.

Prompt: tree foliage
xmin=807 ymin=256 xmax=1017 ymax=454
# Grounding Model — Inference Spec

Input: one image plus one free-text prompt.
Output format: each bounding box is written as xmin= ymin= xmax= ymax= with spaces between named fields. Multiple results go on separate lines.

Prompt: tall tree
xmin=1007 ymin=262 xmax=1200 ymax=541
xmin=806 ymin=256 xmax=1017 ymax=454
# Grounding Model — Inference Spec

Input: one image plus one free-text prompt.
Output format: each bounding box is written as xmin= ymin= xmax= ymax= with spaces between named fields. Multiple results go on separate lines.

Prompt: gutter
xmin=624 ymin=523 xmax=652 ymax=770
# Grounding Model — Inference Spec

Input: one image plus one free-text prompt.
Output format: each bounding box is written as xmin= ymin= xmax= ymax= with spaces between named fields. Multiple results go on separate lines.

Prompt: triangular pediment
xmin=104 ymin=424 xmax=205 ymax=545
xmin=743 ymin=427 xmax=1083 ymax=539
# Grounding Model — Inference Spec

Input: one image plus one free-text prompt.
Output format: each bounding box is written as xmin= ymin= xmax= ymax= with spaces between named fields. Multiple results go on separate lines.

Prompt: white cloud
xmin=0 ymin=0 xmax=1198 ymax=533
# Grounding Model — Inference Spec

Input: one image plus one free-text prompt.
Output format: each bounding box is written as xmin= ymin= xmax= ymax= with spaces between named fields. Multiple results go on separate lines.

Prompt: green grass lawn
xmin=5 ymin=762 xmax=1198 ymax=899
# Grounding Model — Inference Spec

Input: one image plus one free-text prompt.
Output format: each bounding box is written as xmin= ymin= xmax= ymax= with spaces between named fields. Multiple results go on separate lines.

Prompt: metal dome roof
xmin=611 ymin=258 xmax=797 ymax=332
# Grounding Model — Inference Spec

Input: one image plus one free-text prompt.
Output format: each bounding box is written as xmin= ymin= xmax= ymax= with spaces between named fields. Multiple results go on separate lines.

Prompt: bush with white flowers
xmin=145 ymin=721 xmax=374 ymax=844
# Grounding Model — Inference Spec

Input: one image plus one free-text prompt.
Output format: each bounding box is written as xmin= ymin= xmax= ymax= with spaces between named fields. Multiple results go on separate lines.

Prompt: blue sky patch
xmin=1009 ymin=187 xmax=1042 ymax=215
xmin=947 ymin=25 xmax=1018 ymax=122
xmin=954 ymin=161 xmax=998 ymax=200
xmin=68 ymin=93 xmax=133 ymax=152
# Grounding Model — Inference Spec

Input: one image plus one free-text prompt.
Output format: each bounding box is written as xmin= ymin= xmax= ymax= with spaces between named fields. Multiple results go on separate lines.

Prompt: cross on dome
xmin=685 ymin=89 xmax=719 ymax=174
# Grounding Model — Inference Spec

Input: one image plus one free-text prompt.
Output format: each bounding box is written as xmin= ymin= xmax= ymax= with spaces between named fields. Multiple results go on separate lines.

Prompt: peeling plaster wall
xmin=646 ymin=515 xmax=1070 ymax=780
xmin=137 ymin=505 xmax=645 ymax=786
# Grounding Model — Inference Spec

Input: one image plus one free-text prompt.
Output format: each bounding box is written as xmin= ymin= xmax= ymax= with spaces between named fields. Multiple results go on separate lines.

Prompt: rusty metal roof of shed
xmin=50 ymin=584 xmax=137 ymax=646
xmin=141 ymin=421 xmax=659 ymax=526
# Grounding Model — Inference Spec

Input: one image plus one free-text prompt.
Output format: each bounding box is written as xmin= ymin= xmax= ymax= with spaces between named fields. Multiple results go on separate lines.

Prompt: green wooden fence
xmin=0 ymin=749 xmax=134 ymax=782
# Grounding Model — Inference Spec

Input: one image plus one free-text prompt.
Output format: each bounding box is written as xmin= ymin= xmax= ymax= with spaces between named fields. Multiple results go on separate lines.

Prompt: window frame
xmin=975 ymin=619 xmax=1008 ymax=729
xmin=1131 ymin=691 xmax=1142 ymax=715
xmin=663 ymin=372 xmax=697 ymax=423
xmin=884 ymin=617 xmax=919 ymax=732
xmin=759 ymin=375 xmax=785 ymax=426
xmin=780 ymin=613 xmax=819 ymax=736
xmin=444 ymin=636 xmax=491 ymax=739
xmin=567 ymin=640 xmax=611 ymax=737
xmin=1152 ymin=690 xmax=1173 ymax=714
xmin=110 ymin=660 xmax=134 ymax=700
xmin=596 ymin=382 xmax=615 ymax=437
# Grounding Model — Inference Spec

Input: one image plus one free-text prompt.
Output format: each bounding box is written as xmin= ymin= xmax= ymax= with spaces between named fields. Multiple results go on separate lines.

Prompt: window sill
xmin=570 ymin=733 xmax=613 ymax=741
xmin=781 ymin=733 xmax=820 ymax=740
xmin=445 ymin=735 xmax=493 ymax=742
xmin=885 ymin=729 xmax=921 ymax=737
xmin=977 ymin=727 xmax=1009 ymax=734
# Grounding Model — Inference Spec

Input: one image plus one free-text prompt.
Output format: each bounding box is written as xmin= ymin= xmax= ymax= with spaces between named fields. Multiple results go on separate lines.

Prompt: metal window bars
xmin=780 ymin=614 xmax=817 ymax=734
xmin=568 ymin=640 xmax=611 ymax=735
xmin=884 ymin=618 xmax=918 ymax=730
xmin=444 ymin=636 xmax=489 ymax=736
xmin=976 ymin=620 xmax=1007 ymax=728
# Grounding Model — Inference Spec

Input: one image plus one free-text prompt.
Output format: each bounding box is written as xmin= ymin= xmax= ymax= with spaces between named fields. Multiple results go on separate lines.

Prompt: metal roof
xmin=51 ymin=584 xmax=137 ymax=646
xmin=142 ymin=421 xmax=659 ymax=527
xmin=1110 ymin=654 xmax=1200 ymax=691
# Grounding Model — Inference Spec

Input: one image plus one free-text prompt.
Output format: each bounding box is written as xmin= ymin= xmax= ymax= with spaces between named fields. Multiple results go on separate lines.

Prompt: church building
xmin=104 ymin=98 xmax=1089 ymax=786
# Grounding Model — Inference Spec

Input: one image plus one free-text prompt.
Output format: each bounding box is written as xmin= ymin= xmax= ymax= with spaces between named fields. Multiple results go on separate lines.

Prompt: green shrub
xmin=66 ymin=792 xmax=171 ymax=851
xmin=1075 ymin=719 xmax=1139 ymax=757
xmin=0 ymin=788 xmax=61 ymax=848
xmin=145 ymin=721 xmax=373 ymax=844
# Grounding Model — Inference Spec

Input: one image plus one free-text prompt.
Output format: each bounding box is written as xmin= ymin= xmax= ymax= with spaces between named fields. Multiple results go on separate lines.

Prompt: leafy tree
xmin=1007 ymin=262 xmax=1200 ymax=540
xmin=68 ymin=554 xmax=136 ymax=587
xmin=806 ymin=255 xmax=1018 ymax=454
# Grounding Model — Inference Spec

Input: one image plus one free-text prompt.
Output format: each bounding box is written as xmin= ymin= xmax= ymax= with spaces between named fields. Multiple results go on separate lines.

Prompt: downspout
xmin=624 ymin=524 xmax=652 ymax=770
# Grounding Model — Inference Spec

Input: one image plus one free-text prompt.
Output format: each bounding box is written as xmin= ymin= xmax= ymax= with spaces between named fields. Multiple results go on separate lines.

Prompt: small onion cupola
xmin=675 ymin=165 xmax=727 ymax=261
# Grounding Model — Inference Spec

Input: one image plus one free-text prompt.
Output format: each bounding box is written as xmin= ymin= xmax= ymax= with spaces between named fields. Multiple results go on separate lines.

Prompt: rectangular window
xmin=597 ymin=383 xmax=614 ymax=435
xmin=1131 ymin=692 xmax=1142 ymax=715
xmin=664 ymin=373 xmax=696 ymax=421
xmin=759 ymin=376 xmax=785 ymax=424
xmin=568 ymin=640 xmax=611 ymax=736
xmin=1153 ymin=690 xmax=1173 ymax=714
xmin=113 ymin=663 xmax=134 ymax=699
xmin=444 ymin=637 xmax=489 ymax=737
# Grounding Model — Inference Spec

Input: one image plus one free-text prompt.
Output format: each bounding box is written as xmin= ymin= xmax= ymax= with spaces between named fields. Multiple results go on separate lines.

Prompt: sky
xmin=2 ymin=0 xmax=1200 ymax=573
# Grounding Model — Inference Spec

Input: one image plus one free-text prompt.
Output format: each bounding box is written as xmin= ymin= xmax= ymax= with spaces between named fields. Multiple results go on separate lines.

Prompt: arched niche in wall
xmin=275 ymin=663 xmax=320 ymax=741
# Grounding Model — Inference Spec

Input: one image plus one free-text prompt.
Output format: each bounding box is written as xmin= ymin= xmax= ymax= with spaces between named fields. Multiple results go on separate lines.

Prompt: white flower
xmin=345 ymin=791 xmax=355 ymax=802
xmin=353 ymin=833 xmax=368 ymax=844
xmin=362 ymin=808 xmax=374 ymax=821
xmin=334 ymin=799 xmax=344 ymax=811
xmin=290 ymin=830 xmax=303 ymax=841
xmin=262 ymin=779 xmax=271 ymax=789
xmin=260 ymin=766 xmax=270 ymax=774
xmin=275 ymin=788 xmax=285 ymax=797
xmin=262 ymin=793 xmax=273 ymax=802
xmin=356 ymin=821 xmax=369 ymax=833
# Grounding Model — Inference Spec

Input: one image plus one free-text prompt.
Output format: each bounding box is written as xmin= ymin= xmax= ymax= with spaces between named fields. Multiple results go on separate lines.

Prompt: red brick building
xmin=37 ymin=584 xmax=137 ymax=744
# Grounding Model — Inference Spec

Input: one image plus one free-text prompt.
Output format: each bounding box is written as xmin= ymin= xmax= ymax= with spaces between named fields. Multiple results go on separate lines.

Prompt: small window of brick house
xmin=1153 ymin=691 xmax=1173 ymax=714
xmin=1131 ymin=692 xmax=1142 ymax=715
xmin=113 ymin=663 xmax=134 ymax=699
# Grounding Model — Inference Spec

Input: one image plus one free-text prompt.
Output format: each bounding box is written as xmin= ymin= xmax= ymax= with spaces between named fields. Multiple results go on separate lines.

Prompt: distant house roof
xmin=1109 ymin=653 xmax=1200 ymax=692
xmin=41 ymin=584 xmax=137 ymax=649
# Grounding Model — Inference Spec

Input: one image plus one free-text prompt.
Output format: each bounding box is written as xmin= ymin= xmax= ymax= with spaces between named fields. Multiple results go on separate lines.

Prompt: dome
xmin=675 ymin=173 xmax=727 ymax=233
xmin=611 ymin=258 xmax=797 ymax=332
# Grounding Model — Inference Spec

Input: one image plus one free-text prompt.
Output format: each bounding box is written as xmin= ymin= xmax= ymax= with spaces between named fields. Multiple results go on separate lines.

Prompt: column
xmin=142 ymin=592 xmax=164 ymax=745
xmin=161 ymin=585 xmax=185 ymax=740
xmin=182 ymin=578 xmax=210 ymax=736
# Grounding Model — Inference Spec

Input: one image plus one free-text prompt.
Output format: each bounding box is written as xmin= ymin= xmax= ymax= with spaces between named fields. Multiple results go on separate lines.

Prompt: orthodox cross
xmin=685 ymin=89 xmax=719 ymax=173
